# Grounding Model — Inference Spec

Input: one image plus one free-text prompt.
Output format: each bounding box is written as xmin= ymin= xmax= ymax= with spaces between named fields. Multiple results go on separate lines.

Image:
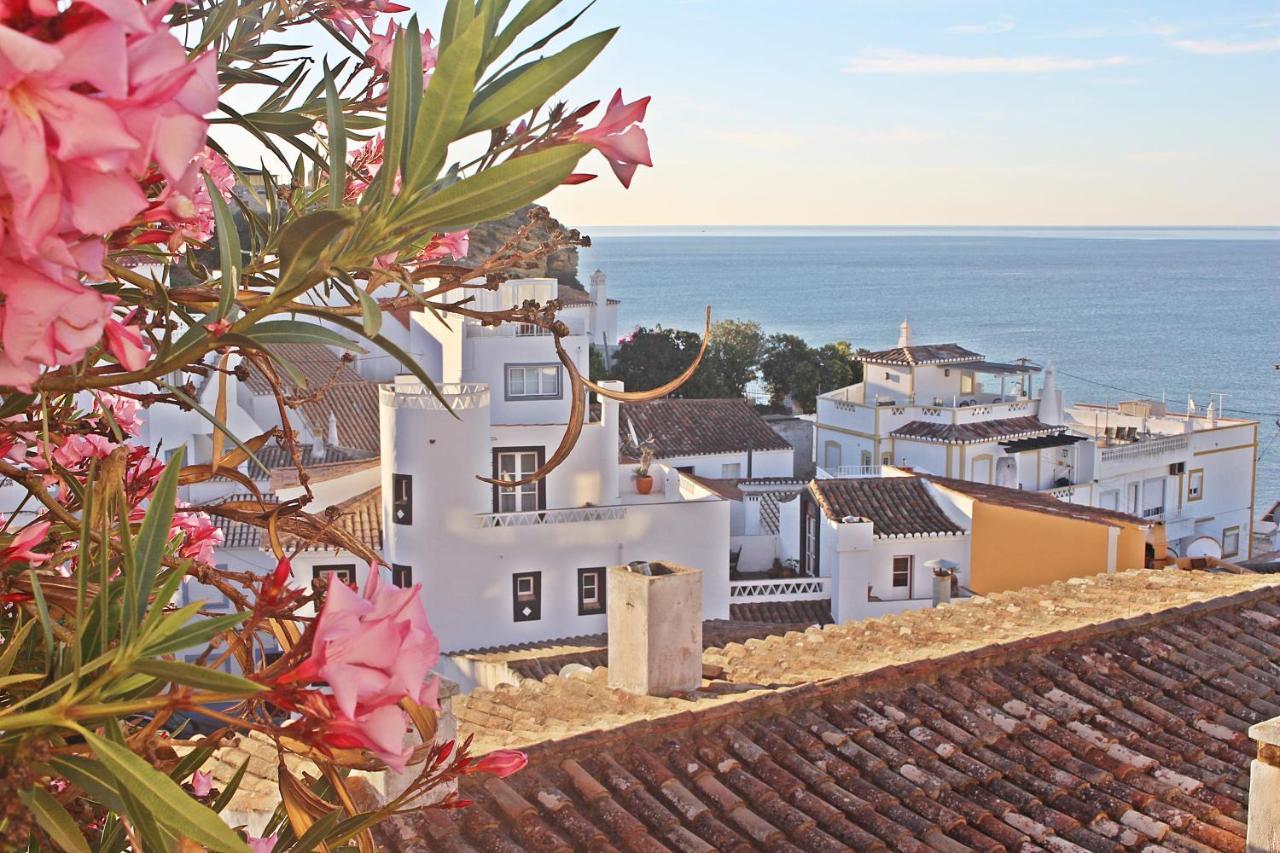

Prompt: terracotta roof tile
xmin=728 ymin=600 xmax=833 ymax=626
xmin=808 ymin=477 xmax=965 ymax=537
xmin=268 ymin=456 xmax=379 ymax=491
xmin=240 ymin=343 xmax=380 ymax=453
xmin=556 ymin=284 xmax=594 ymax=306
xmin=620 ymin=398 xmax=792 ymax=458
xmin=892 ymin=415 xmax=1061 ymax=444
xmin=442 ymin=570 xmax=1280 ymax=852
xmin=211 ymin=493 xmax=277 ymax=548
xmin=923 ymin=474 xmax=1148 ymax=528
xmin=861 ymin=343 xmax=984 ymax=366
xmin=280 ymin=486 xmax=381 ymax=553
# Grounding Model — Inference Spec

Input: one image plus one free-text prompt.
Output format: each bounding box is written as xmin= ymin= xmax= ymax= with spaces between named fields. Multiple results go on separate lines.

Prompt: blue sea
xmin=579 ymin=226 xmax=1280 ymax=511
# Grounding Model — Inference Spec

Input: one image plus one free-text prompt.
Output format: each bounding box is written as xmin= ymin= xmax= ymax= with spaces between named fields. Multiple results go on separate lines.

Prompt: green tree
xmin=817 ymin=341 xmax=863 ymax=395
xmin=705 ymin=319 xmax=764 ymax=396
xmin=761 ymin=333 xmax=820 ymax=410
xmin=611 ymin=327 xmax=722 ymax=396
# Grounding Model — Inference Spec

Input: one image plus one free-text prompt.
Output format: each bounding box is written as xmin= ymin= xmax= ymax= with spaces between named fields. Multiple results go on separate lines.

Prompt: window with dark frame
xmin=512 ymin=571 xmax=541 ymax=621
xmin=891 ymin=556 xmax=912 ymax=592
xmin=578 ymin=567 xmax=606 ymax=615
xmin=392 ymin=473 xmax=412 ymax=524
xmin=492 ymin=447 xmax=546 ymax=513
xmin=505 ymin=364 xmax=561 ymax=399
xmin=391 ymin=564 xmax=413 ymax=588
xmin=313 ymin=564 xmax=357 ymax=592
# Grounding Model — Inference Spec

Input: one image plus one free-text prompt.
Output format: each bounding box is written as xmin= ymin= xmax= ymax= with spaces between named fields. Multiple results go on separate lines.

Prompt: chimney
xmin=327 ymin=410 xmax=340 ymax=447
xmin=897 ymin=318 xmax=912 ymax=348
xmin=1248 ymin=718 xmax=1280 ymax=851
xmin=925 ymin=559 xmax=957 ymax=606
xmin=1206 ymin=399 xmax=1218 ymax=428
xmin=1038 ymin=362 xmax=1063 ymax=426
xmin=607 ymin=561 xmax=702 ymax=696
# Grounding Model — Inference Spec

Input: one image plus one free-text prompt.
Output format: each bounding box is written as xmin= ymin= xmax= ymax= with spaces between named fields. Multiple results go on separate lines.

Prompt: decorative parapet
xmin=380 ymin=382 xmax=489 ymax=411
xmin=729 ymin=576 xmax=830 ymax=602
xmin=1099 ymin=433 xmax=1189 ymax=463
xmin=816 ymin=465 xmax=882 ymax=480
xmin=475 ymin=506 xmax=627 ymax=528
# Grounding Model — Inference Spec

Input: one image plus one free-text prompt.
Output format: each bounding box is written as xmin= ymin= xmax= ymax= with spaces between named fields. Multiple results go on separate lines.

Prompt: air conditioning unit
xmin=1169 ymin=462 xmax=1185 ymax=475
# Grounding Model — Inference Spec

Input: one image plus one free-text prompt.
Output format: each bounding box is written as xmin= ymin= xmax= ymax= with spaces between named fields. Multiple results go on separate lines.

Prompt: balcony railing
xmin=729 ymin=576 xmax=830 ymax=602
xmin=381 ymin=382 xmax=488 ymax=411
xmin=816 ymin=465 xmax=883 ymax=479
xmin=476 ymin=506 xmax=627 ymax=528
xmin=1098 ymin=433 xmax=1189 ymax=463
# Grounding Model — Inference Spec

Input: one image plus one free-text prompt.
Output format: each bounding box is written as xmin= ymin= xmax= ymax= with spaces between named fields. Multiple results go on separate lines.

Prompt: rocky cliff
xmin=466 ymin=204 xmax=583 ymax=289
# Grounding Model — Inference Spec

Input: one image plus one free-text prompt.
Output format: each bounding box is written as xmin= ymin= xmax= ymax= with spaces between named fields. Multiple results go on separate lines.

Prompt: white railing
xmin=465 ymin=321 xmax=583 ymax=338
xmin=816 ymin=465 xmax=883 ymax=479
xmin=476 ymin=506 xmax=627 ymax=528
xmin=1099 ymin=433 xmax=1189 ymax=463
xmin=729 ymin=576 xmax=830 ymax=602
xmin=1040 ymin=485 xmax=1077 ymax=500
xmin=380 ymin=382 xmax=489 ymax=411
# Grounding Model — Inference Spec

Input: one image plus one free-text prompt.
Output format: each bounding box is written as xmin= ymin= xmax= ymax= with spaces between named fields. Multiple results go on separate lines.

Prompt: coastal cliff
xmin=466 ymin=204 xmax=583 ymax=289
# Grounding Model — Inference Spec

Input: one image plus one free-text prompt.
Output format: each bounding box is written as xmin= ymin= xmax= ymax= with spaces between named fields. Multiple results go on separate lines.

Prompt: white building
xmin=814 ymin=321 xmax=1259 ymax=561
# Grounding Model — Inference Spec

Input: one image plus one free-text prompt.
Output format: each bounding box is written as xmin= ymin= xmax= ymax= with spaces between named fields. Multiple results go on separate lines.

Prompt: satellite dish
xmin=1184 ymin=536 xmax=1223 ymax=560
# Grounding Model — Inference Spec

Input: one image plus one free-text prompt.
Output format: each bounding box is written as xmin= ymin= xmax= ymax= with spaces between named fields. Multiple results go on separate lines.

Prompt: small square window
xmin=313 ymin=564 xmax=356 ymax=592
xmin=513 ymin=572 xmax=541 ymax=622
xmin=392 ymin=473 xmax=412 ymax=524
xmin=721 ymin=462 xmax=742 ymax=478
xmin=578 ymin=567 xmax=606 ymax=616
xmin=1223 ymin=527 xmax=1241 ymax=559
xmin=506 ymin=364 xmax=561 ymax=399
xmin=892 ymin=556 xmax=912 ymax=590
xmin=391 ymin=564 xmax=413 ymax=588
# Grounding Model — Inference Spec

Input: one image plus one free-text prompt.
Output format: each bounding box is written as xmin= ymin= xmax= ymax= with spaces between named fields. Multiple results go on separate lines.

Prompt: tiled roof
xmin=923 ymin=474 xmax=1149 ymax=529
xmin=268 ymin=457 xmax=379 ymax=491
xmin=728 ymin=599 xmax=833 ymax=627
xmin=556 ymin=284 xmax=594 ymax=306
xmin=280 ymin=486 xmax=381 ymax=553
xmin=440 ymin=570 xmax=1280 ymax=851
xmin=620 ymin=398 xmax=792 ymax=458
xmin=892 ymin=416 xmax=1061 ymax=444
xmin=861 ymin=343 xmax=985 ymax=366
xmin=680 ymin=474 xmax=743 ymax=501
xmin=211 ymin=493 xmax=278 ymax=549
xmin=240 ymin=343 xmax=380 ymax=453
xmin=751 ymin=488 xmax=801 ymax=535
xmin=809 ymin=477 xmax=966 ymax=538
xmin=216 ymin=444 xmax=376 ymax=484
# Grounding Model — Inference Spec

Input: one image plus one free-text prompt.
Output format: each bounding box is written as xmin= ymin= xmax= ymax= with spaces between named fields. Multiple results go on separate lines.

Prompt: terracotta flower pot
xmin=634 ymin=474 xmax=654 ymax=494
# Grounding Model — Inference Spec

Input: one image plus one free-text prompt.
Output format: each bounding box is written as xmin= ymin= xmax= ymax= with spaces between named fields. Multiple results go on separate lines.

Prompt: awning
xmin=1001 ymin=433 xmax=1087 ymax=453
xmin=969 ymin=360 xmax=1042 ymax=375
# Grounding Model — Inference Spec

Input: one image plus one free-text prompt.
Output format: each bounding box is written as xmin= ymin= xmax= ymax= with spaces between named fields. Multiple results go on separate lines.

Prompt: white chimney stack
xmin=327 ymin=410 xmax=340 ymax=447
xmin=1206 ymin=399 xmax=1217 ymax=428
xmin=1038 ymin=362 xmax=1063 ymax=426
xmin=607 ymin=561 xmax=702 ymax=696
xmin=898 ymin=319 xmax=912 ymax=348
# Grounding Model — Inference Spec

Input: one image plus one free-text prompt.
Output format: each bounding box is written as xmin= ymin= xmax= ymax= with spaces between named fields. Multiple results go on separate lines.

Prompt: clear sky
xmin=515 ymin=1 xmax=1280 ymax=226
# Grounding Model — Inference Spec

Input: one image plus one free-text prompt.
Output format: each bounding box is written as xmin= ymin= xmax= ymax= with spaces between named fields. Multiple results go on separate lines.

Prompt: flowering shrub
xmin=0 ymin=0 xmax=666 ymax=849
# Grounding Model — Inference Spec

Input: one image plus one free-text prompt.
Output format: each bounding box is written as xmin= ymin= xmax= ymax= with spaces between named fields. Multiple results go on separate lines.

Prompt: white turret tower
xmin=1038 ymin=362 xmax=1063 ymax=426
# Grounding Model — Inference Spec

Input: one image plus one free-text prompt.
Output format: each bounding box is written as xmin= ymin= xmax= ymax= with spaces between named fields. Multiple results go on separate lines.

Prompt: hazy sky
xmin=517 ymin=1 xmax=1280 ymax=226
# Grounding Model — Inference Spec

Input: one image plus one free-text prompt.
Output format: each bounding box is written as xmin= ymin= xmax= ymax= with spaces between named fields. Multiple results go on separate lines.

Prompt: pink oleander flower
xmin=281 ymin=569 xmax=439 ymax=718
xmin=322 ymin=0 xmax=409 ymax=38
xmin=317 ymin=698 xmax=414 ymax=771
xmin=190 ymin=770 xmax=212 ymax=797
xmin=52 ymin=433 xmax=116 ymax=468
xmin=97 ymin=392 xmax=143 ymax=436
xmin=469 ymin=749 xmax=528 ymax=779
xmin=1 ymin=519 xmax=52 ymax=566
xmin=172 ymin=508 xmax=223 ymax=564
xmin=417 ymin=230 xmax=469 ymax=263
xmin=366 ymin=20 xmax=436 ymax=79
xmin=141 ymin=148 xmax=235 ymax=252
xmin=247 ymin=835 xmax=277 ymax=853
xmin=574 ymin=89 xmax=652 ymax=188
xmin=103 ymin=318 xmax=150 ymax=371
xmin=0 ymin=256 xmax=116 ymax=390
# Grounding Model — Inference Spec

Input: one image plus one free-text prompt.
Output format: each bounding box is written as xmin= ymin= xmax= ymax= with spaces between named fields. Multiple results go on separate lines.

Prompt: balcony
xmin=816 ymin=465 xmax=883 ymax=479
xmin=476 ymin=506 xmax=628 ymax=528
xmin=380 ymin=382 xmax=489 ymax=411
xmin=729 ymin=576 xmax=830 ymax=602
xmin=1098 ymin=433 xmax=1189 ymax=464
xmin=465 ymin=320 xmax=585 ymax=338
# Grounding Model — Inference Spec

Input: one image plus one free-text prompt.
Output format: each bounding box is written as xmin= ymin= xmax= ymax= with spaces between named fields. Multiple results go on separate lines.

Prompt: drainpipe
xmin=746 ymin=438 xmax=754 ymax=479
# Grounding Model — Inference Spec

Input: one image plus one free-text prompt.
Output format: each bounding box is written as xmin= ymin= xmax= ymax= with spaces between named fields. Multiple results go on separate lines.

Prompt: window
xmin=512 ymin=571 xmax=541 ymax=621
xmin=892 ymin=556 xmax=912 ymax=589
xmin=578 ymin=567 xmax=606 ymax=615
xmin=860 ymin=449 xmax=872 ymax=468
xmin=1187 ymin=469 xmax=1204 ymax=502
xmin=802 ymin=502 xmax=819 ymax=577
xmin=392 ymin=473 xmax=412 ymax=524
xmin=883 ymin=371 xmax=899 ymax=383
xmin=492 ymin=447 xmax=546 ymax=513
xmin=1223 ymin=526 xmax=1241 ymax=559
xmin=391 ymin=564 xmax=413 ymax=588
xmin=1099 ymin=489 xmax=1120 ymax=511
xmin=944 ymin=369 xmax=951 ymax=377
xmin=822 ymin=441 xmax=841 ymax=470
xmin=721 ymin=462 xmax=742 ymax=478
xmin=881 ymin=453 xmax=892 ymax=466
xmin=313 ymin=564 xmax=356 ymax=590
xmin=181 ymin=575 xmax=232 ymax=611
xmin=1126 ymin=482 xmax=1140 ymax=515
xmin=505 ymin=364 xmax=561 ymax=399
xmin=1141 ymin=477 xmax=1166 ymax=518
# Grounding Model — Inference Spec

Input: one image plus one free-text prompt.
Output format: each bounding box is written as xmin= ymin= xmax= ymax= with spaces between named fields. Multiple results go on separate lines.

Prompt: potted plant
xmin=633 ymin=445 xmax=656 ymax=494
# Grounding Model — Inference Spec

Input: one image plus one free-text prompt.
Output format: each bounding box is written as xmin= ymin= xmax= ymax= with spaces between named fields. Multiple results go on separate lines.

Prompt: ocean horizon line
xmin=578 ymin=224 xmax=1279 ymax=240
